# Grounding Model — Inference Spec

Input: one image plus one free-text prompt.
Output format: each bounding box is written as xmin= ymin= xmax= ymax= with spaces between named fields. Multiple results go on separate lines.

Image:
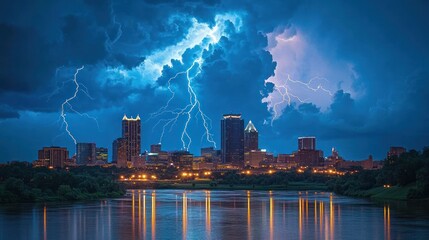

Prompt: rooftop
xmin=123 ymin=114 xmax=141 ymax=121
xmin=245 ymin=120 xmax=258 ymax=132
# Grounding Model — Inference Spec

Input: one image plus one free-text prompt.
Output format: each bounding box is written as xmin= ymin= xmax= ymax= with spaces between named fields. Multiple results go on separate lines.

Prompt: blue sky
xmin=1 ymin=0 xmax=428 ymax=162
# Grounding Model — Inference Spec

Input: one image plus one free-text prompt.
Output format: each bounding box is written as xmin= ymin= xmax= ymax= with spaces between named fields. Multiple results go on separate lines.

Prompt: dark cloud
xmin=0 ymin=23 xmax=54 ymax=93
xmin=59 ymin=15 xmax=108 ymax=65
xmin=0 ymin=105 xmax=20 ymax=119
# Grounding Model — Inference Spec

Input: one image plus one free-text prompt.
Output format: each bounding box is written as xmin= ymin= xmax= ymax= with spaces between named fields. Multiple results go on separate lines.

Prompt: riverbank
xmin=121 ymin=181 xmax=328 ymax=191
xmin=337 ymin=185 xmax=416 ymax=201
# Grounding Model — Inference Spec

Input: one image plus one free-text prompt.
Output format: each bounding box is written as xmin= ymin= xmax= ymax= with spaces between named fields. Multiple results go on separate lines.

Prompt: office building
xmin=244 ymin=120 xmax=258 ymax=152
xmin=298 ymin=137 xmax=316 ymax=150
xmin=171 ymin=151 xmax=193 ymax=170
xmin=122 ymin=114 xmax=141 ymax=164
xmin=96 ymin=147 xmax=108 ymax=162
xmin=76 ymin=143 xmax=96 ymax=165
xmin=150 ymin=144 xmax=162 ymax=153
xmin=221 ymin=114 xmax=244 ymax=167
xmin=113 ymin=137 xmax=127 ymax=167
xmin=37 ymin=146 xmax=69 ymax=168
xmin=201 ymin=147 xmax=221 ymax=163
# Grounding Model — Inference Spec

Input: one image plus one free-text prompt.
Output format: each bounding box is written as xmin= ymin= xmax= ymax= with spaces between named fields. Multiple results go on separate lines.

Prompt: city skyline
xmin=32 ymin=112 xmax=401 ymax=166
xmin=1 ymin=1 xmax=429 ymax=162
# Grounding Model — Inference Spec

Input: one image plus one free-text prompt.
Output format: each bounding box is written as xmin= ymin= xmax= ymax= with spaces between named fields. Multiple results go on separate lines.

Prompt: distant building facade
xmin=150 ymin=144 xmax=162 ymax=153
xmin=244 ymin=150 xmax=266 ymax=168
xmin=171 ymin=151 xmax=193 ymax=170
xmin=37 ymin=146 xmax=69 ymax=168
xmin=96 ymin=147 xmax=108 ymax=163
xmin=221 ymin=114 xmax=244 ymax=167
xmin=298 ymin=137 xmax=316 ymax=150
xmin=76 ymin=143 xmax=96 ymax=165
xmin=244 ymin=120 xmax=258 ymax=152
xmin=201 ymin=147 xmax=221 ymax=163
xmin=337 ymin=155 xmax=374 ymax=170
xmin=112 ymin=137 xmax=127 ymax=167
xmin=387 ymin=146 xmax=406 ymax=158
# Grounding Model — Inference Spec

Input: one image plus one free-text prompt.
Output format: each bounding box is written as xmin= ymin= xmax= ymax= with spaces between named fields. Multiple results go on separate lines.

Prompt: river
xmin=0 ymin=190 xmax=428 ymax=239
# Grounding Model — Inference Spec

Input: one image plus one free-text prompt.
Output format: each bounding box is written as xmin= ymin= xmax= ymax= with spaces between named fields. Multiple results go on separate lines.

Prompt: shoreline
xmin=120 ymin=181 xmax=329 ymax=191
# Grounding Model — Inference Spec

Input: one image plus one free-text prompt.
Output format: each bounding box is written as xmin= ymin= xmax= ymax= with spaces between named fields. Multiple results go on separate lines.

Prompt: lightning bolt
xmin=58 ymin=66 xmax=99 ymax=144
xmin=112 ymin=13 xmax=242 ymax=151
xmin=270 ymin=74 xmax=333 ymax=125
xmin=105 ymin=1 xmax=122 ymax=51
xmin=149 ymin=51 xmax=216 ymax=151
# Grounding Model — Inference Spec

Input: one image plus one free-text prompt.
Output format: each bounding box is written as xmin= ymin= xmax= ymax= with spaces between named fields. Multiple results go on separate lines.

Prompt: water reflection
xmin=247 ymin=191 xmax=251 ymax=239
xmin=151 ymin=191 xmax=156 ymax=240
xmin=384 ymin=204 xmax=391 ymax=240
xmin=0 ymin=190 xmax=426 ymax=240
xmin=205 ymin=191 xmax=211 ymax=238
xmin=182 ymin=192 xmax=187 ymax=239
xmin=43 ymin=205 xmax=47 ymax=240
xmin=269 ymin=191 xmax=274 ymax=240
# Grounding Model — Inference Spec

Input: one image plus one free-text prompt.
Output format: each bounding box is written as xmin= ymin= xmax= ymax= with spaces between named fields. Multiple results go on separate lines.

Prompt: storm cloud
xmin=0 ymin=0 xmax=428 ymax=162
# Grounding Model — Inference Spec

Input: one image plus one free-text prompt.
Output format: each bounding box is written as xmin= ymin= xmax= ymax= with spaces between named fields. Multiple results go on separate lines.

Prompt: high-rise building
xmin=96 ymin=147 xmax=108 ymax=162
xmin=76 ymin=143 xmax=96 ymax=165
xmin=221 ymin=114 xmax=244 ymax=167
xmin=37 ymin=146 xmax=69 ymax=168
xmin=122 ymin=114 xmax=141 ymax=164
xmin=112 ymin=138 xmax=127 ymax=167
xmin=244 ymin=120 xmax=258 ymax=152
xmin=298 ymin=137 xmax=316 ymax=150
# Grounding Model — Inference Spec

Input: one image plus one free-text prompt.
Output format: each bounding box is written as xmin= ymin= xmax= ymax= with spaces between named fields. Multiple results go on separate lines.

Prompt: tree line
xmin=0 ymin=163 xmax=125 ymax=203
xmin=328 ymin=148 xmax=429 ymax=199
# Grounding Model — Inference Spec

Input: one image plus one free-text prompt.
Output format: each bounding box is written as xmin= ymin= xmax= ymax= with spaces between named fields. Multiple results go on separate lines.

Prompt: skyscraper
xmin=244 ymin=120 xmax=258 ymax=152
xmin=122 ymin=114 xmax=141 ymax=164
xmin=221 ymin=114 xmax=244 ymax=167
xmin=76 ymin=143 xmax=96 ymax=165
xmin=298 ymin=137 xmax=316 ymax=150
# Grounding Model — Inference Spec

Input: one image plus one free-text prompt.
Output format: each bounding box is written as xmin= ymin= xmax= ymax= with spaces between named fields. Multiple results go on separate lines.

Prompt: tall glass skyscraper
xmin=221 ymin=114 xmax=244 ymax=167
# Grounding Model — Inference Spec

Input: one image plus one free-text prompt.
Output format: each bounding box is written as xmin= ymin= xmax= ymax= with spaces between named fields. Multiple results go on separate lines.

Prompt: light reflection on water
xmin=1 ymin=190 xmax=429 ymax=240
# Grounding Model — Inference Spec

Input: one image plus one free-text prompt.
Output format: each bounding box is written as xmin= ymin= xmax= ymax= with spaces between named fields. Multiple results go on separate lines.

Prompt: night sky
xmin=1 ymin=0 xmax=428 ymax=162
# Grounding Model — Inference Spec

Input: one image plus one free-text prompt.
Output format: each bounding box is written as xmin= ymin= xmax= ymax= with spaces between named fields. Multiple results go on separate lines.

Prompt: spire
xmin=136 ymin=114 xmax=141 ymax=120
xmin=122 ymin=114 xmax=128 ymax=120
xmin=245 ymin=120 xmax=258 ymax=133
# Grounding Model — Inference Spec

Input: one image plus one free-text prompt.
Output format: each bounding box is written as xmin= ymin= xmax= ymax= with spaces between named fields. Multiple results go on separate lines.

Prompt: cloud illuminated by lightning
xmin=150 ymin=50 xmax=216 ymax=151
xmin=269 ymin=75 xmax=333 ymax=124
xmin=140 ymin=13 xmax=243 ymax=150
xmin=262 ymin=26 xmax=341 ymax=124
